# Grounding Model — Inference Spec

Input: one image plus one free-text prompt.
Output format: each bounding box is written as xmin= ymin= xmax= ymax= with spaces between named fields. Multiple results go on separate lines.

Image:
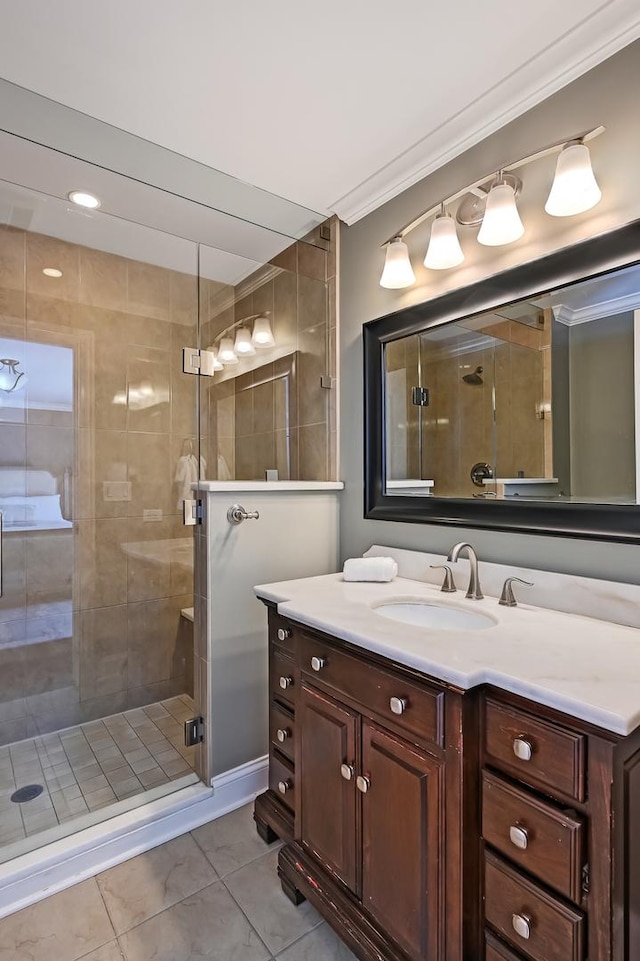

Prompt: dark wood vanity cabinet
xmin=254 ymin=609 xmax=640 ymax=961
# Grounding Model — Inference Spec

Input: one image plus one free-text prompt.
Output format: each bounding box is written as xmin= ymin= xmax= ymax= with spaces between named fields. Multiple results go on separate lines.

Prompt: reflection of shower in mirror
xmin=462 ymin=365 xmax=483 ymax=385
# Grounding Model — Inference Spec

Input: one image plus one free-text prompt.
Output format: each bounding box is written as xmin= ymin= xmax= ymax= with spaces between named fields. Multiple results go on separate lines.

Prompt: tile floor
xmin=0 ymin=695 xmax=196 ymax=846
xmin=0 ymin=802 xmax=358 ymax=961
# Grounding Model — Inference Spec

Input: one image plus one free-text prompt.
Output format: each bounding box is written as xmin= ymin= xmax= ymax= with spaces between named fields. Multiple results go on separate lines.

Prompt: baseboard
xmin=0 ymin=755 xmax=269 ymax=919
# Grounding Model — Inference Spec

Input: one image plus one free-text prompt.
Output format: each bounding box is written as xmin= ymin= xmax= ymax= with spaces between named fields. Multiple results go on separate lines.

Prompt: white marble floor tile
xmin=97 ymin=833 xmax=218 ymax=934
xmin=275 ymin=923 xmax=358 ymax=960
xmin=117 ymin=881 xmax=270 ymax=961
xmin=191 ymin=802 xmax=280 ymax=878
xmin=224 ymin=848 xmax=322 ymax=955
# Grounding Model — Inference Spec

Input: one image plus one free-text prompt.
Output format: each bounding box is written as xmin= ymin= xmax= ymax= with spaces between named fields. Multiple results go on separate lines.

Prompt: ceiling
xmin=0 ymin=1 xmax=638 ymax=225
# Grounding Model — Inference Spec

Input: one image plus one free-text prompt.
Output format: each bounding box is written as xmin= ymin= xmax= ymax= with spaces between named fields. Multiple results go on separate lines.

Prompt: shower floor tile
xmin=0 ymin=694 xmax=196 ymax=844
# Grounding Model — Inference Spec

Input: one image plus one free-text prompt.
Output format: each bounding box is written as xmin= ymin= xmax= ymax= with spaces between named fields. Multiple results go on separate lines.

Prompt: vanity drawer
xmin=484 ymin=699 xmax=585 ymax=802
xmin=270 ymin=702 xmax=295 ymax=762
xmin=271 ymin=648 xmax=296 ymax=708
xmin=485 ymin=851 xmax=584 ymax=961
xmin=270 ymin=613 xmax=296 ymax=654
xmin=482 ymin=771 xmax=584 ymax=903
xmin=299 ymin=632 xmax=443 ymax=747
xmin=269 ymin=751 xmax=295 ymax=813
xmin=485 ymin=931 xmax=526 ymax=961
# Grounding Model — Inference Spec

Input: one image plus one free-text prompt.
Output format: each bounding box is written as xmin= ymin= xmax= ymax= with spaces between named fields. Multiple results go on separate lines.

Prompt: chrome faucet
xmin=447 ymin=542 xmax=483 ymax=600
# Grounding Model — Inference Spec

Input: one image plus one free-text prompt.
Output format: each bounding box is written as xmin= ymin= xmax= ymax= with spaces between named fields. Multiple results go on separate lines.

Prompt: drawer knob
xmin=513 ymin=737 xmax=533 ymax=761
xmin=340 ymin=763 xmax=355 ymax=781
xmin=279 ymin=675 xmax=293 ymax=690
xmin=509 ymin=825 xmax=529 ymax=850
xmin=277 ymin=628 xmax=292 ymax=642
xmin=276 ymin=728 xmax=290 ymax=743
xmin=356 ymin=775 xmax=371 ymax=794
xmin=278 ymin=779 xmax=292 ymax=795
xmin=511 ymin=913 xmax=532 ymax=940
xmin=310 ymin=656 xmax=326 ymax=672
xmin=389 ymin=696 xmax=407 ymax=715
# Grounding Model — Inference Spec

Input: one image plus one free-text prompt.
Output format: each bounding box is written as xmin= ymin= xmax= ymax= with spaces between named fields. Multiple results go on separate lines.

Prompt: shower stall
xmin=0 ymin=94 xmax=331 ymax=881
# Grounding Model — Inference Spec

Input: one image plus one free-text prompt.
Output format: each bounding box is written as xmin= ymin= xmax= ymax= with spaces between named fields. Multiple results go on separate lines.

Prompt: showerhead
xmin=462 ymin=365 xmax=483 ymax=385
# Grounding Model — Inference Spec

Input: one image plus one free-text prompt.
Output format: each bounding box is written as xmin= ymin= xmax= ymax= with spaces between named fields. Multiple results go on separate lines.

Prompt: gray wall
xmin=339 ymin=41 xmax=640 ymax=583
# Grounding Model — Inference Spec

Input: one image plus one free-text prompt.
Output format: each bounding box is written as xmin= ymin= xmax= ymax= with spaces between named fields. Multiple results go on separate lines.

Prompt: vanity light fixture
xmin=380 ymin=237 xmax=416 ymax=289
xmin=378 ymin=125 xmax=605 ymax=289
xmin=477 ymin=175 xmax=525 ymax=246
xmin=424 ymin=205 xmax=465 ymax=269
xmin=218 ymin=337 xmax=238 ymax=365
xmin=68 ymin=190 xmax=101 ymax=209
xmin=251 ymin=313 xmax=275 ymax=348
xmin=42 ymin=267 xmax=63 ymax=278
xmin=234 ymin=327 xmax=256 ymax=356
xmin=545 ymin=141 xmax=601 ymax=217
xmin=210 ymin=348 xmax=224 ymax=372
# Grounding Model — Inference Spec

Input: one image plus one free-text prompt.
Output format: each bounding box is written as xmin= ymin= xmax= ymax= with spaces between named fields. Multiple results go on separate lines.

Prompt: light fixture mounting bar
xmin=380 ymin=125 xmax=605 ymax=247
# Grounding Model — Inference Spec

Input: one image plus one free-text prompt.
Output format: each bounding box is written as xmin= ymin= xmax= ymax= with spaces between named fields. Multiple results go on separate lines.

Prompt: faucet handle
xmin=430 ymin=564 xmax=456 ymax=593
xmin=499 ymin=577 xmax=533 ymax=607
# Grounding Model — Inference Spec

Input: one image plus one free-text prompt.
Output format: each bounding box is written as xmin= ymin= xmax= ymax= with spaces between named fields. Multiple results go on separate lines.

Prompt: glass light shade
xmin=477 ymin=182 xmax=524 ymax=246
xmin=252 ymin=314 xmax=275 ymax=348
xmin=218 ymin=337 xmax=238 ymax=365
xmin=380 ymin=238 xmax=415 ymax=289
xmin=234 ymin=327 xmax=256 ymax=356
xmin=424 ymin=214 xmax=465 ymax=269
xmin=0 ymin=359 xmax=27 ymax=392
xmin=545 ymin=142 xmax=601 ymax=217
xmin=210 ymin=348 xmax=224 ymax=371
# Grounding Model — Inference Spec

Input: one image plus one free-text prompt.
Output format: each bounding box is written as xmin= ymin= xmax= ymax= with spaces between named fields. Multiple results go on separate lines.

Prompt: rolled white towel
xmin=343 ymin=556 xmax=398 ymax=582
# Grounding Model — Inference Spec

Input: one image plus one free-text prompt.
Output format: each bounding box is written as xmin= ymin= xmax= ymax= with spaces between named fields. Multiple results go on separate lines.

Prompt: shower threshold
xmin=0 ymin=694 xmax=198 ymax=866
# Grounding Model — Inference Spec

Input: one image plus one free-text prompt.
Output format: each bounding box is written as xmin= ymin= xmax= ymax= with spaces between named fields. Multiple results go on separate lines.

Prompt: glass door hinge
xmin=184 ymin=716 xmax=205 ymax=746
xmin=183 ymin=347 xmax=216 ymax=376
xmin=183 ymin=498 xmax=204 ymax=526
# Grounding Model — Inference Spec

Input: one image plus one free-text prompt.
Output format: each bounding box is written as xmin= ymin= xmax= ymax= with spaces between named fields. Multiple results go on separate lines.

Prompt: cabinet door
xmin=299 ymin=683 xmax=358 ymax=891
xmin=361 ymin=722 xmax=443 ymax=961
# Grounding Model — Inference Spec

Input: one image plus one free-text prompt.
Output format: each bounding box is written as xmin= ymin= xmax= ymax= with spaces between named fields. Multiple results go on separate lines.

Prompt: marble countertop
xmin=255 ymin=571 xmax=640 ymax=736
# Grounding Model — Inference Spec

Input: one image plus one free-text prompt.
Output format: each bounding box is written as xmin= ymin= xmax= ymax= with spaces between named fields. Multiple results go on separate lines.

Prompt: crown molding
xmin=332 ymin=1 xmax=640 ymax=225
xmin=553 ymin=290 xmax=640 ymax=326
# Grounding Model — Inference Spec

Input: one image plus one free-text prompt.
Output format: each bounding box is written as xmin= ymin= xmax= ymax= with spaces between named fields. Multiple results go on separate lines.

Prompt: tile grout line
xmin=217 ymin=877 xmax=275 ymax=958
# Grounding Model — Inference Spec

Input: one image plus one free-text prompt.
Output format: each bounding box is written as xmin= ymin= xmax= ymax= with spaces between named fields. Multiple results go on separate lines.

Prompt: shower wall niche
xmin=0 ymin=225 xmax=198 ymax=746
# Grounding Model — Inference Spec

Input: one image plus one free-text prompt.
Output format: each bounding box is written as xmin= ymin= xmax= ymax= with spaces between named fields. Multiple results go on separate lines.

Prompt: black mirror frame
xmin=364 ymin=219 xmax=640 ymax=543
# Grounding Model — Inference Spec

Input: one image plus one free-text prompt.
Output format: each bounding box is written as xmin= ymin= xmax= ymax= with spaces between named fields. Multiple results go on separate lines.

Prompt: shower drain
xmin=11 ymin=784 xmax=44 ymax=803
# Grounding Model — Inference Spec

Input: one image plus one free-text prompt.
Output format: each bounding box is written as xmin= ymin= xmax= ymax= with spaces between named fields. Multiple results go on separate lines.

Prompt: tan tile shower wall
xmin=0 ymin=225 xmax=196 ymax=745
xmin=201 ymin=219 xmax=338 ymax=482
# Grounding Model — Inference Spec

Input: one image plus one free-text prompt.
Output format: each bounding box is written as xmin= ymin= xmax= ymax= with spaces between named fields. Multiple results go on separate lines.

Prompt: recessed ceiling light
xmin=42 ymin=267 xmax=63 ymax=278
xmin=68 ymin=190 xmax=101 ymax=209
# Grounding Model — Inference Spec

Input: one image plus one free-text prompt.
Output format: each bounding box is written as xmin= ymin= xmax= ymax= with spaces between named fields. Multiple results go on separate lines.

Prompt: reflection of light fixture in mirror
xmin=251 ymin=313 xmax=275 ymax=348
xmin=68 ymin=190 xmax=101 ymax=209
xmin=234 ymin=327 xmax=256 ymax=356
xmin=424 ymin=207 xmax=464 ymax=269
xmin=0 ymin=359 xmax=27 ymax=392
xmin=218 ymin=337 xmax=238 ymax=366
xmin=210 ymin=348 xmax=224 ymax=371
xmin=42 ymin=267 xmax=63 ymax=278
xmin=380 ymin=237 xmax=415 ymax=289
xmin=545 ymin=142 xmax=601 ymax=217
xmin=477 ymin=176 xmax=525 ymax=246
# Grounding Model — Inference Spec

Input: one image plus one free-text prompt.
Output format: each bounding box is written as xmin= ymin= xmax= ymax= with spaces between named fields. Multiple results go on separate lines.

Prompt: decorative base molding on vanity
xmin=0 ymin=756 xmax=268 ymax=920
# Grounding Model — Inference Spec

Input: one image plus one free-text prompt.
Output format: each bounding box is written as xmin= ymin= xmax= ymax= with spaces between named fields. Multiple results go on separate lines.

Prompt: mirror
xmin=364 ymin=220 xmax=640 ymax=541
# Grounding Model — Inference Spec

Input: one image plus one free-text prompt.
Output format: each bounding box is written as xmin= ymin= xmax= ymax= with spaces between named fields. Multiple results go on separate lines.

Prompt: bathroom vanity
xmin=253 ymin=549 xmax=640 ymax=961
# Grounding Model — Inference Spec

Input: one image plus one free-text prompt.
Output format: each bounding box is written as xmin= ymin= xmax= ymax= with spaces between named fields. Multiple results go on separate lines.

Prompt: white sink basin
xmin=374 ymin=601 xmax=496 ymax=631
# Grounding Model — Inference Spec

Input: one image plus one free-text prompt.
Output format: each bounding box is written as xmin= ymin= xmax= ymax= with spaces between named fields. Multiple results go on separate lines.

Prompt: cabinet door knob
xmin=389 ymin=696 xmax=407 ymax=715
xmin=279 ymin=676 xmax=293 ymax=690
xmin=276 ymin=728 xmax=290 ymax=743
xmin=511 ymin=913 xmax=531 ymax=940
xmin=277 ymin=628 xmax=292 ymax=642
xmin=310 ymin=656 xmax=326 ymax=672
xmin=513 ymin=737 xmax=533 ymax=761
xmin=340 ymin=763 xmax=355 ymax=781
xmin=509 ymin=825 xmax=529 ymax=850
xmin=356 ymin=775 xmax=371 ymax=794
xmin=277 ymin=779 xmax=292 ymax=795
